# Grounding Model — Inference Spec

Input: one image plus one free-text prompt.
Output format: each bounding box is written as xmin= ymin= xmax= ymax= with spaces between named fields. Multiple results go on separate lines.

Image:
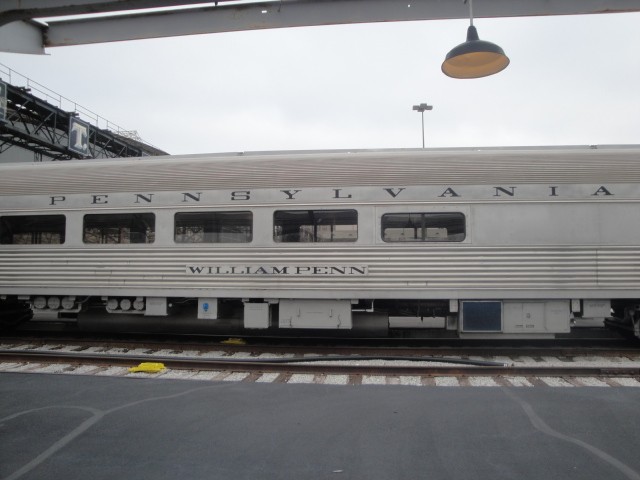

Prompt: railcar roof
xmin=1 ymin=145 xmax=640 ymax=195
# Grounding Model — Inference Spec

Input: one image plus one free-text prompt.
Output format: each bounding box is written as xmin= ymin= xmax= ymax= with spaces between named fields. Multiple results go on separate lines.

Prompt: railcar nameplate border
xmin=186 ymin=265 xmax=369 ymax=276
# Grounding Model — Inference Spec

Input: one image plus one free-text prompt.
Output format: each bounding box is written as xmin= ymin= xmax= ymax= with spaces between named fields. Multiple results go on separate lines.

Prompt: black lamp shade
xmin=442 ymin=25 xmax=510 ymax=79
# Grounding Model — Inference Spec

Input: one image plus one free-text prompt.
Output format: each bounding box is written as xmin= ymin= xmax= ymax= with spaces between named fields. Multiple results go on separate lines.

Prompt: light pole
xmin=412 ymin=103 xmax=433 ymax=148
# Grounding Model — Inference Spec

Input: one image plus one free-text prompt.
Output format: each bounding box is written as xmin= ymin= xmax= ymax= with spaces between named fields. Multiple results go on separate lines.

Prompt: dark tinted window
xmin=381 ymin=213 xmax=465 ymax=242
xmin=175 ymin=211 xmax=252 ymax=243
xmin=83 ymin=213 xmax=155 ymax=244
xmin=274 ymin=209 xmax=357 ymax=243
xmin=0 ymin=215 xmax=66 ymax=244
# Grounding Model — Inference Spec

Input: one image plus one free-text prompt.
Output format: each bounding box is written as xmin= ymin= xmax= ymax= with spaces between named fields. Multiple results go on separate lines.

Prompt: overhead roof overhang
xmin=2 ymin=0 xmax=640 ymax=54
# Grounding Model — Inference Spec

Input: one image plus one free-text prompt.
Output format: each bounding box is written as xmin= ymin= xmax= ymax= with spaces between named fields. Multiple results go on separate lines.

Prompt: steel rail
xmin=2 ymin=350 xmax=640 ymax=378
xmin=2 ymin=333 xmax=638 ymax=359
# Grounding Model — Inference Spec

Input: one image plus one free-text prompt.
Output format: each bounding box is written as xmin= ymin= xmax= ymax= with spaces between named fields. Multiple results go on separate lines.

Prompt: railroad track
xmin=2 ymin=347 xmax=640 ymax=386
xmin=3 ymin=333 xmax=640 ymax=388
xmin=2 ymin=332 xmax=639 ymax=358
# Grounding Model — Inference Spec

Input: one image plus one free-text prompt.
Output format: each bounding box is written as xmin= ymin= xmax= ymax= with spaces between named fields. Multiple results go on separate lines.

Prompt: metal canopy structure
xmin=0 ymin=83 xmax=167 ymax=160
xmin=2 ymin=0 xmax=640 ymax=54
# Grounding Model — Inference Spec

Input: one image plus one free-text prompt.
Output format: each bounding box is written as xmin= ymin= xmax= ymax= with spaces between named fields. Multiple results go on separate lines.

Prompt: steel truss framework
xmin=0 ymin=83 xmax=162 ymax=160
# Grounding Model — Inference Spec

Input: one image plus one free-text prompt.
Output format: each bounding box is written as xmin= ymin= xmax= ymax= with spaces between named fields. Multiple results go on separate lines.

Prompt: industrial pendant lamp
xmin=441 ymin=0 xmax=509 ymax=79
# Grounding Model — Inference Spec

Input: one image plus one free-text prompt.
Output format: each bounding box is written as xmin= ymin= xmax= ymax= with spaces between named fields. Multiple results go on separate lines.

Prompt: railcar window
xmin=274 ymin=209 xmax=358 ymax=243
xmin=174 ymin=211 xmax=252 ymax=243
xmin=382 ymin=213 xmax=465 ymax=242
xmin=83 ymin=213 xmax=155 ymax=244
xmin=0 ymin=215 xmax=66 ymax=244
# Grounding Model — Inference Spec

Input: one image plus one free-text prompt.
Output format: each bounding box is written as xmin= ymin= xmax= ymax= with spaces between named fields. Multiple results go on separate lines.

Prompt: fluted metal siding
xmin=3 ymin=147 xmax=640 ymax=300
xmin=2 ymin=147 xmax=640 ymax=195
xmin=2 ymin=245 xmax=639 ymax=296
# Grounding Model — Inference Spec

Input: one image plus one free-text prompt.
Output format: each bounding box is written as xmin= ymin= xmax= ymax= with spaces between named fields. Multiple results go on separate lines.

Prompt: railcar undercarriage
xmin=2 ymin=294 xmax=636 ymax=340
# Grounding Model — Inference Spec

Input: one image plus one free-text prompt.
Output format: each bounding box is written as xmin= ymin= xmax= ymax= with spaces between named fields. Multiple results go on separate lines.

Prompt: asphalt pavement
xmin=2 ymin=373 xmax=640 ymax=480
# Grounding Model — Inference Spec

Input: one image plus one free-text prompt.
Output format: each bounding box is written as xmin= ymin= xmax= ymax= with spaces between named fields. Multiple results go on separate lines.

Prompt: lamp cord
xmin=464 ymin=0 xmax=474 ymax=26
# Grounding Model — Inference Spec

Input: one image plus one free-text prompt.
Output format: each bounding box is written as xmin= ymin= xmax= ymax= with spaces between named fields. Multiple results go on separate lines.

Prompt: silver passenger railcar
xmin=1 ymin=146 xmax=640 ymax=338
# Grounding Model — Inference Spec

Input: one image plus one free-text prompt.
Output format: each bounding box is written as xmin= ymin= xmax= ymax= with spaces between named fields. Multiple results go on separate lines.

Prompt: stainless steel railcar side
xmin=1 ymin=146 xmax=640 ymax=338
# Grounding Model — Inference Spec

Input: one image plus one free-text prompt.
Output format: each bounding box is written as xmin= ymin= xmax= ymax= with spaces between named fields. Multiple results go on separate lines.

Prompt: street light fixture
xmin=412 ymin=103 xmax=433 ymax=148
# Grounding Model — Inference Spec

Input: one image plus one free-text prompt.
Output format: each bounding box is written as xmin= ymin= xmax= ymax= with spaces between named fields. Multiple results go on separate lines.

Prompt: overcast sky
xmin=1 ymin=11 xmax=639 ymax=155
